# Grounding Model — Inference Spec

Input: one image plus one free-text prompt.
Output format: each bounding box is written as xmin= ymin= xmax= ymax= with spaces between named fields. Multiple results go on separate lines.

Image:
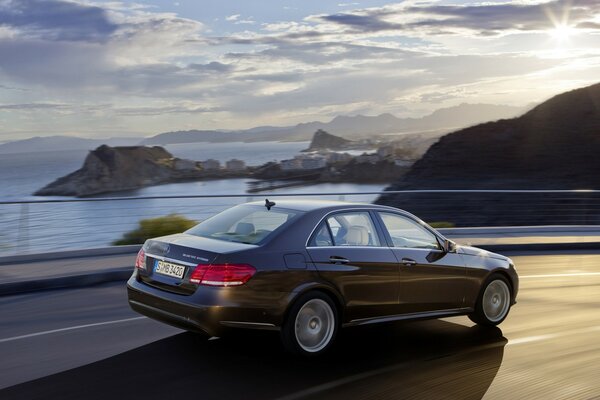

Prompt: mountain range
xmin=0 ymin=103 xmax=524 ymax=153
xmin=141 ymin=103 xmax=524 ymax=145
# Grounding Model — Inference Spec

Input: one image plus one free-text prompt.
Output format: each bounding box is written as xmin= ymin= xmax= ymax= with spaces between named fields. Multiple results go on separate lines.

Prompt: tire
xmin=281 ymin=291 xmax=339 ymax=356
xmin=469 ymin=274 xmax=512 ymax=326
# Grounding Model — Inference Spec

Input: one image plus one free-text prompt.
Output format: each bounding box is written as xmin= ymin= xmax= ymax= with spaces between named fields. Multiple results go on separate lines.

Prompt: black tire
xmin=281 ymin=291 xmax=339 ymax=356
xmin=469 ymin=273 xmax=512 ymax=326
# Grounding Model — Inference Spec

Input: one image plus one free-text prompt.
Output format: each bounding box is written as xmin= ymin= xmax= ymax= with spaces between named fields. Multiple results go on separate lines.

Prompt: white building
xmin=280 ymin=155 xmax=327 ymax=170
xmin=201 ymin=159 xmax=221 ymax=170
xmin=226 ymin=159 xmax=246 ymax=171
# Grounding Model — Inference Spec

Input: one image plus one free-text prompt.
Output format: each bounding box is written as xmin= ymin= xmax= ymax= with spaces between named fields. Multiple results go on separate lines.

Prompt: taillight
xmin=190 ymin=263 xmax=256 ymax=287
xmin=135 ymin=248 xmax=146 ymax=270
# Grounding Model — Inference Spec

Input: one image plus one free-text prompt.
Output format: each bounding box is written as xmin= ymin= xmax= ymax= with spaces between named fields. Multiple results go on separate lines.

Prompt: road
xmin=0 ymin=250 xmax=599 ymax=399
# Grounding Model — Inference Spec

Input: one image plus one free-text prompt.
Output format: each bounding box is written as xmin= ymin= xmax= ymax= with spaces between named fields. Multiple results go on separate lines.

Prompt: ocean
xmin=0 ymin=141 xmax=387 ymax=254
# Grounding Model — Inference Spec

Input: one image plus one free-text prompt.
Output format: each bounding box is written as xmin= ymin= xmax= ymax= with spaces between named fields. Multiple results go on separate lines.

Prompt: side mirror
xmin=444 ymin=239 xmax=457 ymax=253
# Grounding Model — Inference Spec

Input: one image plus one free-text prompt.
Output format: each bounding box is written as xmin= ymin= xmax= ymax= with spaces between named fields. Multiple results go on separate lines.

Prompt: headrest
xmin=235 ymin=222 xmax=255 ymax=235
xmin=344 ymin=225 xmax=369 ymax=246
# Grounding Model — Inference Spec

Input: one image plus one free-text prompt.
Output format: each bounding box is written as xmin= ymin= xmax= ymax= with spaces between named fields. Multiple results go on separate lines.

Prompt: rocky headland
xmin=35 ymin=145 xmax=249 ymax=197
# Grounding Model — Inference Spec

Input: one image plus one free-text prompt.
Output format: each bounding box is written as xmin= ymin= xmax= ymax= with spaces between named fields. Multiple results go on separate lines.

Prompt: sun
xmin=549 ymin=23 xmax=576 ymax=41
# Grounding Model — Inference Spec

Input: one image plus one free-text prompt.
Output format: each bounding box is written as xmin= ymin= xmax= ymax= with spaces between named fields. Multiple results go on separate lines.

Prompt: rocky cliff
xmin=35 ymin=146 xmax=179 ymax=196
xmin=35 ymin=145 xmax=248 ymax=197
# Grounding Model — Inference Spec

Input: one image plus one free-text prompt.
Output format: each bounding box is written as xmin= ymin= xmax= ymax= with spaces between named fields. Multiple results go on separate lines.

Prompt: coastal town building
xmin=201 ymin=159 xmax=221 ymax=170
xmin=226 ymin=159 xmax=246 ymax=171
xmin=280 ymin=155 xmax=327 ymax=170
xmin=326 ymin=152 xmax=353 ymax=163
xmin=173 ymin=158 xmax=197 ymax=171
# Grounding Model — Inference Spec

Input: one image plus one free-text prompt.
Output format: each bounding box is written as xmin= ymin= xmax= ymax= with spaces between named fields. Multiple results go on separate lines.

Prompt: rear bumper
xmin=127 ymin=272 xmax=282 ymax=336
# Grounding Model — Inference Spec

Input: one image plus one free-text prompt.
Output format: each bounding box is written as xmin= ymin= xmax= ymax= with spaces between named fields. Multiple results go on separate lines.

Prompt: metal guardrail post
xmin=16 ymin=203 xmax=29 ymax=254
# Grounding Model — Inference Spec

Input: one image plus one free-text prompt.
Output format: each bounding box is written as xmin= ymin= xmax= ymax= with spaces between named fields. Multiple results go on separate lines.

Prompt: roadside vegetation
xmin=113 ymin=214 xmax=197 ymax=245
xmin=428 ymin=221 xmax=455 ymax=228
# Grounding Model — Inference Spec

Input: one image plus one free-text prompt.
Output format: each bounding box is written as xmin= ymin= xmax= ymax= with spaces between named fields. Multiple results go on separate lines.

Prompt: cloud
xmin=0 ymin=0 xmax=118 ymax=42
xmin=0 ymin=102 xmax=69 ymax=110
xmin=317 ymin=0 xmax=600 ymax=37
xmin=1 ymin=0 xmax=599 ymax=140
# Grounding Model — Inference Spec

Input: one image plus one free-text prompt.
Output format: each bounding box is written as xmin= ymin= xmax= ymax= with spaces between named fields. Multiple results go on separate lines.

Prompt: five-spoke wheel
xmin=282 ymin=292 xmax=338 ymax=356
xmin=470 ymin=274 xmax=512 ymax=326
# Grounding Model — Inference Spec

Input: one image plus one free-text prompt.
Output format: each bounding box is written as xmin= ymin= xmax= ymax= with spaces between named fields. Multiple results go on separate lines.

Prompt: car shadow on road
xmin=0 ymin=319 xmax=507 ymax=400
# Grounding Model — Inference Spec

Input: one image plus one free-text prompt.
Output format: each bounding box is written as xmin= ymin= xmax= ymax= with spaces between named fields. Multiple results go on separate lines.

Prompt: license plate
xmin=154 ymin=260 xmax=186 ymax=279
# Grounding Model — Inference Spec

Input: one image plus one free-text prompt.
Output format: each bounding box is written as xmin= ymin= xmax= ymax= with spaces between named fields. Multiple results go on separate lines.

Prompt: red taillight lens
xmin=190 ymin=263 xmax=256 ymax=287
xmin=135 ymin=249 xmax=146 ymax=270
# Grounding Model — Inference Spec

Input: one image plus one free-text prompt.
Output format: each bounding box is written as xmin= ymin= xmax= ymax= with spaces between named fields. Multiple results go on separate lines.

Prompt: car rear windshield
xmin=185 ymin=205 xmax=302 ymax=245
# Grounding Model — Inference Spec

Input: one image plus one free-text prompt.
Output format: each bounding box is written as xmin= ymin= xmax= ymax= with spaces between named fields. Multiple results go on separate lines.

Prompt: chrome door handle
xmin=402 ymin=258 xmax=417 ymax=266
xmin=329 ymin=256 xmax=349 ymax=264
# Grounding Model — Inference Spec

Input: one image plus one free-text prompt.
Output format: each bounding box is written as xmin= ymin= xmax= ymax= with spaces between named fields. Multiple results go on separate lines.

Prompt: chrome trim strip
xmin=219 ymin=321 xmax=279 ymax=330
xmin=145 ymin=253 xmax=198 ymax=267
xmin=343 ymin=307 xmax=473 ymax=327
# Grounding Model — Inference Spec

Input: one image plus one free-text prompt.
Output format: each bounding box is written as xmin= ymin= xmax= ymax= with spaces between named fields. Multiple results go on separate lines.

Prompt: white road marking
xmin=0 ymin=316 xmax=147 ymax=344
xmin=520 ymin=272 xmax=600 ymax=278
xmin=507 ymin=326 xmax=600 ymax=346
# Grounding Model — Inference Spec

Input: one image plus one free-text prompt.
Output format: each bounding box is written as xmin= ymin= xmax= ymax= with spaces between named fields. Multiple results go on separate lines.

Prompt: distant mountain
xmin=3 ymin=103 xmax=524 ymax=152
xmin=141 ymin=103 xmax=524 ymax=145
xmin=0 ymin=136 xmax=143 ymax=154
xmin=377 ymin=82 xmax=600 ymax=226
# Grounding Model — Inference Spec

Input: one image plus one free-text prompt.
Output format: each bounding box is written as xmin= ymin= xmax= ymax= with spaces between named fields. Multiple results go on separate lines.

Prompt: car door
xmin=306 ymin=210 xmax=399 ymax=321
xmin=375 ymin=211 xmax=467 ymax=314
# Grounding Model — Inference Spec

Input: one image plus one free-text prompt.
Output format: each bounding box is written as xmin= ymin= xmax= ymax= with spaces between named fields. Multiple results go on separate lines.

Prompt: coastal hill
xmin=377 ymin=82 xmax=600 ymax=225
xmin=35 ymin=145 xmax=247 ymax=197
xmin=386 ymin=82 xmax=600 ymax=189
xmin=303 ymin=129 xmax=352 ymax=151
xmin=0 ymin=136 xmax=143 ymax=154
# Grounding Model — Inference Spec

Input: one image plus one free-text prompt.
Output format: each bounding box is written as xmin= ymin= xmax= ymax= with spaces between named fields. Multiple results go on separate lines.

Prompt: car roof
xmin=244 ymin=199 xmax=400 ymax=212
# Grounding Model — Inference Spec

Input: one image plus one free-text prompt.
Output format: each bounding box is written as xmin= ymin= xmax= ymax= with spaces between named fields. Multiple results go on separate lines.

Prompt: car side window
xmin=378 ymin=212 xmax=441 ymax=250
xmin=309 ymin=222 xmax=334 ymax=247
xmin=327 ymin=212 xmax=381 ymax=247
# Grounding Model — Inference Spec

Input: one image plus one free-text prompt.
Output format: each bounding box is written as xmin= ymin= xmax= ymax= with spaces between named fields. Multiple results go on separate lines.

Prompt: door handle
xmin=401 ymin=258 xmax=417 ymax=266
xmin=329 ymin=256 xmax=349 ymax=264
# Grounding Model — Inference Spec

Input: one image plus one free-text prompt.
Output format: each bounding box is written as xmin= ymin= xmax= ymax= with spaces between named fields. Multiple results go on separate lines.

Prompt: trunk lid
xmin=140 ymin=233 xmax=256 ymax=294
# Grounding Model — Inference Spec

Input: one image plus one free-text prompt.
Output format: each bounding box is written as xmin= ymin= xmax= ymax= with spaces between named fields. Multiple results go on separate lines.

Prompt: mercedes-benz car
xmin=127 ymin=200 xmax=518 ymax=355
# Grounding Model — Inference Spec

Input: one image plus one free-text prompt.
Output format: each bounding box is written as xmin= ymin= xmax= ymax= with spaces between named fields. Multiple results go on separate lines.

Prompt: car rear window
xmin=186 ymin=205 xmax=302 ymax=244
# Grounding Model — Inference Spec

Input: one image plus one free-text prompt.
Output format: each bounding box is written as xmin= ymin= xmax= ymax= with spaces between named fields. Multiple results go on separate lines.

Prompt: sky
xmin=0 ymin=0 xmax=599 ymax=140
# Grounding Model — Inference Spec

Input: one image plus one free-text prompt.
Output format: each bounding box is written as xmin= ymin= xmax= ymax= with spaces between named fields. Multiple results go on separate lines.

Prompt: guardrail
xmin=3 ymin=189 xmax=600 ymax=255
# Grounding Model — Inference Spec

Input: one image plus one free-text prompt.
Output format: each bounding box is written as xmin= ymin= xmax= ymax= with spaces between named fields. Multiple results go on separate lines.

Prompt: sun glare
xmin=549 ymin=23 xmax=576 ymax=41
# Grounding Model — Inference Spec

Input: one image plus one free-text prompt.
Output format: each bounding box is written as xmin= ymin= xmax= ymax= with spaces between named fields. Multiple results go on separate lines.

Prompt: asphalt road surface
xmin=0 ymin=250 xmax=599 ymax=399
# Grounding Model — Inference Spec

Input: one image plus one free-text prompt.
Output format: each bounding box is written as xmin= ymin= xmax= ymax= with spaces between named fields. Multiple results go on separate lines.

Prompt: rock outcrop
xmin=35 ymin=145 xmax=247 ymax=197
xmin=304 ymin=130 xmax=352 ymax=151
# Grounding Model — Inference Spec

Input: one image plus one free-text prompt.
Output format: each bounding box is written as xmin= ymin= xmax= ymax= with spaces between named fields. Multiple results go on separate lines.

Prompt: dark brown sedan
xmin=127 ymin=200 xmax=519 ymax=355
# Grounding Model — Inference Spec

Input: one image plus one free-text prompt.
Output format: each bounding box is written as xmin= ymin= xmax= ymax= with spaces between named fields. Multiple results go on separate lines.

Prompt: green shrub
xmin=428 ymin=221 xmax=455 ymax=228
xmin=113 ymin=214 xmax=197 ymax=245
